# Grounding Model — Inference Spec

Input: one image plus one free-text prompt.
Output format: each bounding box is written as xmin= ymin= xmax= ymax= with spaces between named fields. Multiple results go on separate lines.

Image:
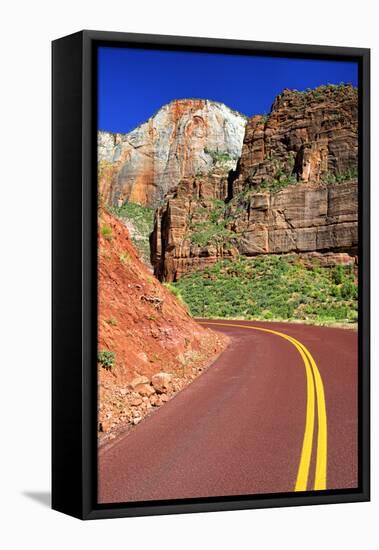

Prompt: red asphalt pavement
xmin=98 ymin=320 xmax=358 ymax=503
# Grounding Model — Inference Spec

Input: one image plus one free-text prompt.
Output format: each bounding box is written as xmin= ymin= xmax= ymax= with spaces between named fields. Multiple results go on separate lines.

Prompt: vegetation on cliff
xmin=151 ymin=84 xmax=359 ymax=282
xmin=189 ymin=199 xmax=236 ymax=249
xmin=98 ymin=99 xmax=247 ymax=208
xmin=169 ymin=255 xmax=357 ymax=325
xmin=109 ymin=202 xmax=154 ymax=265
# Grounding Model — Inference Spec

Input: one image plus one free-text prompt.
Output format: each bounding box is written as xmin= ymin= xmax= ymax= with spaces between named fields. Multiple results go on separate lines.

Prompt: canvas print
xmin=97 ymin=47 xmax=358 ymax=504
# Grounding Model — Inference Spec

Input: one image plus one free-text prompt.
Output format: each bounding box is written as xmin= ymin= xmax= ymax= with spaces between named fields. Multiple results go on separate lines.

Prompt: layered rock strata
xmin=98 ymin=99 xmax=247 ymax=207
xmin=233 ymin=84 xmax=358 ymax=190
xmin=151 ymin=85 xmax=358 ymax=281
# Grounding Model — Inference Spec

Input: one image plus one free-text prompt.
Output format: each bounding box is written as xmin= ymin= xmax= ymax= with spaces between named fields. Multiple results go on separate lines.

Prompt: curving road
xmin=98 ymin=320 xmax=358 ymax=503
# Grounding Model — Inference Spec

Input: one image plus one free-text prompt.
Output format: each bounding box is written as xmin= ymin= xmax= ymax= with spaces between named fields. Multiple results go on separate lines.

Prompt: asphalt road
xmin=98 ymin=320 xmax=358 ymax=503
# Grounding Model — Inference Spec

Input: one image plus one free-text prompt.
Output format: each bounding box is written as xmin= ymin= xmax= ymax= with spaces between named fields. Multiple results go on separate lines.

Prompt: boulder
xmin=151 ymin=372 xmax=172 ymax=393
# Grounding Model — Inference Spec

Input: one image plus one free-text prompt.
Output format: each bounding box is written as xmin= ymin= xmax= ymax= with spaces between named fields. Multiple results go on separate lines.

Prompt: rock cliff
xmin=233 ymin=84 xmax=358 ymax=189
xmin=98 ymin=99 xmax=247 ymax=208
xmin=151 ymin=85 xmax=358 ymax=281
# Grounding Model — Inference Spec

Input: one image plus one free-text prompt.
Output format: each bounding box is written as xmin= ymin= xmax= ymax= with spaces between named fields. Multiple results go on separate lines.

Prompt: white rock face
xmin=98 ymin=99 xmax=247 ymax=207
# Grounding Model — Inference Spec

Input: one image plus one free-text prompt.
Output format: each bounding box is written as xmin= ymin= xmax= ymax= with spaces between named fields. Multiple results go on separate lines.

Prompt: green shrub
xmin=164 ymin=282 xmax=189 ymax=311
xmin=97 ymin=350 xmax=115 ymax=370
xmin=204 ymin=148 xmax=236 ymax=165
xmin=324 ymin=166 xmax=358 ymax=184
xmin=253 ymin=158 xmax=298 ymax=193
xmin=101 ymin=224 xmax=113 ymax=239
xmin=257 ymin=175 xmax=297 ymax=193
xmin=340 ymin=280 xmax=358 ymax=300
xmin=169 ymin=255 xmax=357 ymax=324
xmin=189 ymin=199 xmax=236 ymax=249
xmin=332 ymin=265 xmax=345 ymax=285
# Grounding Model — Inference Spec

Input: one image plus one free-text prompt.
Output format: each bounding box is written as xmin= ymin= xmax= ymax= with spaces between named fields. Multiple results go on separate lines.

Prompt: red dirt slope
xmin=98 ymin=209 xmax=227 ymax=444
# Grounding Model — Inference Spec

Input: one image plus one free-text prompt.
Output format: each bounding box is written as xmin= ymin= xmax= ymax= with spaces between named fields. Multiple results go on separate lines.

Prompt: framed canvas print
xmin=52 ymin=30 xmax=370 ymax=519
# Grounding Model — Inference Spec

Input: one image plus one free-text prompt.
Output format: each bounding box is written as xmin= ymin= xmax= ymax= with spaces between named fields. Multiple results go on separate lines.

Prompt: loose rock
xmin=130 ymin=375 xmax=150 ymax=389
xmin=130 ymin=396 xmax=143 ymax=407
xmin=135 ymin=383 xmax=155 ymax=397
xmin=151 ymin=372 xmax=172 ymax=393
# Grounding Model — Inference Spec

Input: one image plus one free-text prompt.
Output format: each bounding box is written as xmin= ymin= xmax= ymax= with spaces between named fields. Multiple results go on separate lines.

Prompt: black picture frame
xmin=52 ymin=30 xmax=370 ymax=520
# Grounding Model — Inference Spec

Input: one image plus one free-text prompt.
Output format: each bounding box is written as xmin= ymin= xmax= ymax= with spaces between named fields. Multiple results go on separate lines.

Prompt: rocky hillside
xmin=151 ymin=85 xmax=358 ymax=281
xmin=98 ymin=209 xmax=227 ymax=443
xmin=98 ymin=99 xmax=247 ymax=208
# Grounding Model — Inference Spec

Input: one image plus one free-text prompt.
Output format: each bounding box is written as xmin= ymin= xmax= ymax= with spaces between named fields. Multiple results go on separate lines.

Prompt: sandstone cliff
xmin=151 ymin=85 xmax=358 ymax=281
xmin=233 ymin=84 xmax=358 ymax=189
xmin=98 ymin=209 xmax=227 ymax=443
xmin=98 ymin=99 xmax=247 ymax=208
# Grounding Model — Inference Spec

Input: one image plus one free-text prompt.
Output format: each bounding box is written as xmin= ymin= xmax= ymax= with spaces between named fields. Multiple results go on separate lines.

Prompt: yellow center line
xmin=199 ymin=321 xmax=327 ymax=491
xmin=296 ymin=339 xmax=328 ymax=490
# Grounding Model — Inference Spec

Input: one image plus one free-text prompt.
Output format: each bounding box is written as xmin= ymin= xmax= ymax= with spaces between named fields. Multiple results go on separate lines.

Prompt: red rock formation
xmin=98 ymin=209 xmax=227 ymax=442
xmin=151 ymin=169 xmax=236 ymax=281
xmin=151 ymin=85 xmax=358 ymax=281
xmin=234 ymin=84 xmax=358 ymax=191
xmin=98 ymin=99 xmax=247 ymax=207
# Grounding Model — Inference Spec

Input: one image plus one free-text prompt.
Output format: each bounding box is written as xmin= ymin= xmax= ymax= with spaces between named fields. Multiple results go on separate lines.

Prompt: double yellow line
xmin=200 ymin=321 xmax=328 ymax=492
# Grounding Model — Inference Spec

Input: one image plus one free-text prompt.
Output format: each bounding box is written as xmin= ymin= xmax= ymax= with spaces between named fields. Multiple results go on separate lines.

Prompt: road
xmin=98 ymin=320 xmax=358 ymax=503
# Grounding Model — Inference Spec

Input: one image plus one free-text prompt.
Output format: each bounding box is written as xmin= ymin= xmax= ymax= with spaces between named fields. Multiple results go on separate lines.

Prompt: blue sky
xmin=98 ymin=47 xmax=358 ymax=134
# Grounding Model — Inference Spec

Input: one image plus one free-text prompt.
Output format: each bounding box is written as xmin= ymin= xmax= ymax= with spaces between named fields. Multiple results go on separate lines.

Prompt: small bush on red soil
xmin=98 ymin=350 xmax=115 ymax=370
